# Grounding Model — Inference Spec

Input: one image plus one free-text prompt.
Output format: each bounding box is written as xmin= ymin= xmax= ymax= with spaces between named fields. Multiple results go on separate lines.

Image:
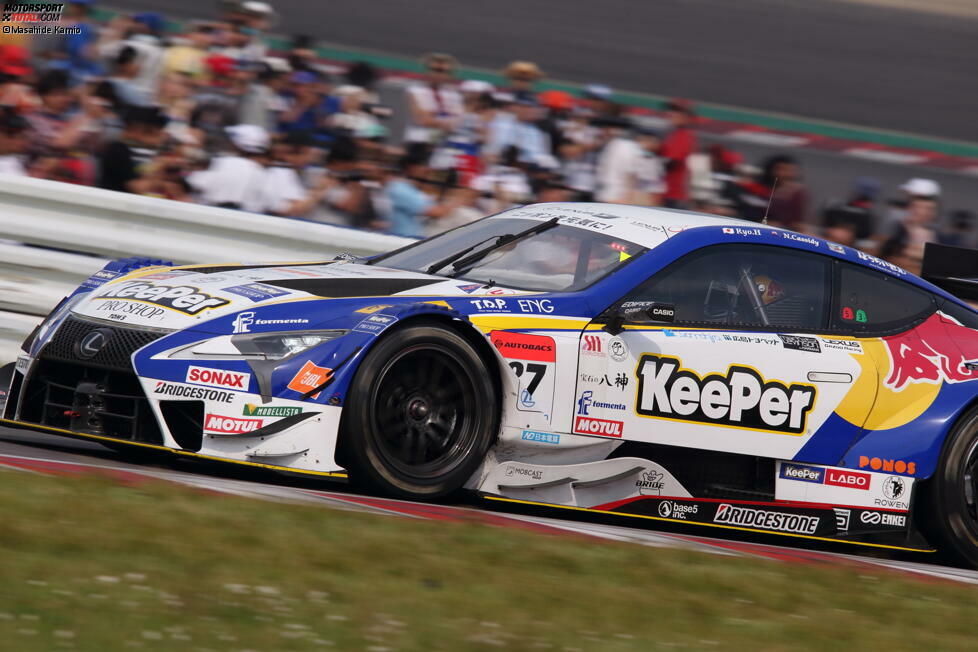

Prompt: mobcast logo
xmin=97 ymin=281 xmax=230 ymax=315
xmin=635 ymin=354 xmax=816 ymax=434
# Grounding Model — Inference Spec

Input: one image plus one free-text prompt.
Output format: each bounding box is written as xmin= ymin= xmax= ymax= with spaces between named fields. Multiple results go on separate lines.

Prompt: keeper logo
xmin=97 ymin=281 xmax=230 ymax=315
xmin=636 ymin=354 xmax=816 ymax=434
xmin=779 ymin=463 xmax=824 ymax=483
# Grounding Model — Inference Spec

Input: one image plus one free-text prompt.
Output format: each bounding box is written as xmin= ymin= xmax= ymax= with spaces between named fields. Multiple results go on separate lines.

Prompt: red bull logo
xmin=883 ymin=313 xmax=978 ymax=390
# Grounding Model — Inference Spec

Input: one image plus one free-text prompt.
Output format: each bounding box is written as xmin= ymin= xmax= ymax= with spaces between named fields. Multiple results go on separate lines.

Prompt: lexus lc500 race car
xmin=8 ymin=202 xmax=978 ymax=564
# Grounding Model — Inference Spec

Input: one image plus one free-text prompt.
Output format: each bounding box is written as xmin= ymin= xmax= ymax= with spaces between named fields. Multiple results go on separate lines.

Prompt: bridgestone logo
xmin=97 ymin=282 xmax=230 ymax=315
xmin=154 ymin=382 xmax=234 ymax=403
xmin=714 ymin=503 xmax=819 ymax=534
xmin=636 ymin=354 xmax=816 ymax=434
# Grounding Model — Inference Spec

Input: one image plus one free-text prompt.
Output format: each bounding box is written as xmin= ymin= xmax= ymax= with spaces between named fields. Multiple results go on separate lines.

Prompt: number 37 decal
xmin=490 ymin=331 xmax=557 ymax=418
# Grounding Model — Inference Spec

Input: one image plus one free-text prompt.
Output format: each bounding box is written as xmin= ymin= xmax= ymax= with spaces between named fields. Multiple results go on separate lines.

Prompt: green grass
xmin=1 ymin=470 xmax=977 ymax=651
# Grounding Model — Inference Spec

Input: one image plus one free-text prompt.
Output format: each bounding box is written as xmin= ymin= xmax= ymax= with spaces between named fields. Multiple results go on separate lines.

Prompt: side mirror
xmin=603 ymin=302 xmax=676 ymax=335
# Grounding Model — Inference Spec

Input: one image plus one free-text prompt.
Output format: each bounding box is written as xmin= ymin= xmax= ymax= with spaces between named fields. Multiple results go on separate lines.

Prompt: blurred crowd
xmin=0 ymin=0 xmax=971 ymax=274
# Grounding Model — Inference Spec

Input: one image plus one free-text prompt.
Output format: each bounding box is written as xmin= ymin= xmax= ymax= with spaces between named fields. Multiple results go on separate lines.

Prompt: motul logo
xmin=204 ymin=414 xmax=263 ymax=434
xmin=186 ymin=365 xmax=250 ymax=390
xmin=573 ymin=416 xmax=623 ymax=438
xmin=825 ymin=469 xmax=870 ymax=490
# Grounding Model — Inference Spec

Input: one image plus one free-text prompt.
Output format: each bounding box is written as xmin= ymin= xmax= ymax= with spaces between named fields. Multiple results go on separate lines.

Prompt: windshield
xmin=372 ymin=217 xmax=647 ymax=292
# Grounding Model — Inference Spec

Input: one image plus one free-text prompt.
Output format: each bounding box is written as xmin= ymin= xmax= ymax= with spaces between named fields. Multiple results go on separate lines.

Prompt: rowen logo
xmin=635 ymin=354 xmax=816 ymax=435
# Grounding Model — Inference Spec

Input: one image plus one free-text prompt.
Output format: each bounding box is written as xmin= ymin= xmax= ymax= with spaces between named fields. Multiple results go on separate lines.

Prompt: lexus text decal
xmin=714 ymin=503 xmax=819 ymax=534
xmin=96 ymin=282 xmax=230 ymax=315
xmin=635 ymin=354 xmax=816 ymax=435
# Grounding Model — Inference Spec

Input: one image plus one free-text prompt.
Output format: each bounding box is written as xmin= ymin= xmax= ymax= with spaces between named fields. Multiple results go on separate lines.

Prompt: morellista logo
xmin=635 ymin=354 xmax=816 ymax=435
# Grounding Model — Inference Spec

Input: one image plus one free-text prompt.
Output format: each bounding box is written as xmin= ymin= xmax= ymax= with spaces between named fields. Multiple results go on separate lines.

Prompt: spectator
xmin=470 ymin=144 xmax=534 ymax=212
xmin=880 ymin=193 xmax=940 ymax=274
xmin=485 ymin=97 xmax=555 ymax=169
xmin=940 ymin=210 xmax=976 ymax=248
xmin=501 ymin=60 xmax=543 ymax=102
xmin=187 ymin=123 xmax=268 ymax=211
xmin=595 ymin=123 xmax=664 ymax=205
xmin=403 ymin=53 xmax=463 ymax=146
xmin=97 ymin=105 xmax=168 ymax=192
xmin=40 ymin=0 xmax=102 ymax=82
xmin=658 ymin=98 xmax=697 ymax=208
xmin=107 ymin=45 xmax=152 ymax=108
xmin=0 ymin=45 xmax=37 ymax=113
xmin=432 ymin=79 xmax=494 ymax=180
xmin=237 ymin=59 xmax=290 ymax=132
xmin=384 ymin=153 xmax=466 ymax=237
xmin=0 ymin=108 xmax=29 ymax=175
xmin=756 ymin=154 xmax=808 ymax=230
xmin=821 ymin=177 xmax=878 ymax=247
xmin=278 ymin=69 xmax=337 ymax=141
xmin=162 ymin=22 xmax=216 ymax=81
xmin=260 ymin=131 xmax=334 ymax=216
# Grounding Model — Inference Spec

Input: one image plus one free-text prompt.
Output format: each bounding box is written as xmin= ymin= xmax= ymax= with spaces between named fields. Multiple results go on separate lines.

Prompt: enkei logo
xmin=186 ymin=365 xmax=250 ymax=390
xmin=859 ymin=511 xmax=907 ymax=527
xmin=573 ymin=416 xmax=623 ymax=438
xmin=714 ymin=504 xmax=819 ymax=534
xmin=825 ymin=469 xmax=870 ymax=490
xmin=96 ymin=282 xmax=230 ymax=315
xmin=779 ymin=464 xmax=824 ymax=483
xmin=636 ymin=355 xmax=816 ymax=434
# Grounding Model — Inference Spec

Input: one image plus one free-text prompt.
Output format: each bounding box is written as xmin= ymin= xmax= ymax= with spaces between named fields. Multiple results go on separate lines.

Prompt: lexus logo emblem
xmin=75 ymin=329 xmax=112 ymax=359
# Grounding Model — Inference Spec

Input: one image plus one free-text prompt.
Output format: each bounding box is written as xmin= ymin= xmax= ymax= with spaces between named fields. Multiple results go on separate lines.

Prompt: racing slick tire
xmin=339 ymin=322 xmax=498 ymax=500
xmin=920 ymin=405 xmax=978 ymax=567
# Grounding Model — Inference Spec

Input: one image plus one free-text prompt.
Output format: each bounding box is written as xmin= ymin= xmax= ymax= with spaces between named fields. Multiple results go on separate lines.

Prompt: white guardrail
xmin=0 ymin=174 xmax=413 ymax=363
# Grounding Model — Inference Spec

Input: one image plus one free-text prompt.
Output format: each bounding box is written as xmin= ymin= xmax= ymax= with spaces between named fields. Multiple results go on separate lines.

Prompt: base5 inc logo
xmin=658 ymin=500 xmax=698 ymax=520
xmin=636 ymin=354 xmax=816 ymax=434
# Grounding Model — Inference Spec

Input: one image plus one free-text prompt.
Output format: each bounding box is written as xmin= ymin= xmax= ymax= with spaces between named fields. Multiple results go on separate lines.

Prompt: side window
xmin=833 ymin=263 xmax=936 ymax=332
xmin=621 ymin=244 xmax=830 ymax=330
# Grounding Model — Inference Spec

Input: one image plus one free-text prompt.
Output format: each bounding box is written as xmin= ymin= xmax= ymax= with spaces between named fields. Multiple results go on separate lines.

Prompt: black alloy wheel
xmin=340 ymin=322 xmax=498 ymax=499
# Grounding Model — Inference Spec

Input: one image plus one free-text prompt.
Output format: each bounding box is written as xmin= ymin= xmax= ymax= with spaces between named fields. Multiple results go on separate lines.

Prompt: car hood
xmin=70 ymin=261 xmax=535 ymax=330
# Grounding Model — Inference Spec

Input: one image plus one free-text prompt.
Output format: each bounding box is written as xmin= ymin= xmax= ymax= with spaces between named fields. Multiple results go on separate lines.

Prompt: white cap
xmin=460 ymin=79 xmax=494 ymax=94
xmin=241 ymin=1 xmax=274 ymax=15
xmin=900 ymin=178 xmax=941 ymax=197
xmin=225 ymin=124 xmax=269 ymax=153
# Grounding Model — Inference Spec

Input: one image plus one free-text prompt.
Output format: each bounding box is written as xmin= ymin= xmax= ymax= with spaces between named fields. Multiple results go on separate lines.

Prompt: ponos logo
xmin=858 ymin=456 xmax=916 ymax=475
xmin=636 ymin=355 xmax=816 ymax=435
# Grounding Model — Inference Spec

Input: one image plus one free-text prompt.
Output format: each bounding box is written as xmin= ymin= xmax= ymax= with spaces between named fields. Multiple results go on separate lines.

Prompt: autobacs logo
xmin=573 ymin=416 xmax=623 ymax=438
xmin=490 ymin=331 xmax=556 ymax=362
xmin=636 ymin=355 xmax=816 ymax=434
xmin=186 ymin=365 xmax=250 ymax=390
xmin=96 ymin=281 xmax=230 ymax=315
xmin=714 ymin=504 xmax=819 ymax=534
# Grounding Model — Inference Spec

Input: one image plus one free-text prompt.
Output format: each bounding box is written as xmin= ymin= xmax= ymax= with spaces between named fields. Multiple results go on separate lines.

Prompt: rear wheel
xmin=920 ymin=405 xmax=978 ymax=567
xmin=340 ymin=323 xmax=498 ymax=499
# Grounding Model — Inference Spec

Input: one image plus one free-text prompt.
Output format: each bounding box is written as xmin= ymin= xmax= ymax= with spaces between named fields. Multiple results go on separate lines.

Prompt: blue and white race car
xmin=8 ymin=203 xmax=978 ymax=564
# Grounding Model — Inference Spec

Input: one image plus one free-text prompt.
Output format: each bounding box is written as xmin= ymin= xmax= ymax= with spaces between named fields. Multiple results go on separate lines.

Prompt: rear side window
xmin=833 ymin=263 xmax=936 ymax=332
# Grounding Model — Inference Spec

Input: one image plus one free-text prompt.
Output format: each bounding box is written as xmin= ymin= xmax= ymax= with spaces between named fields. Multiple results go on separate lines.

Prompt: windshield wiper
xmin=426 ymin=217 xmax=560 ymax=277
xmin=425 ymin=235 xmax=504 ymax=275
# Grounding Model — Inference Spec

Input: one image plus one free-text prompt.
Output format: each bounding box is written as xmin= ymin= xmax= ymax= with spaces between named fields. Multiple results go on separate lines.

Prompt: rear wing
xmin=921 ymin=242 xmax=978 ymax=301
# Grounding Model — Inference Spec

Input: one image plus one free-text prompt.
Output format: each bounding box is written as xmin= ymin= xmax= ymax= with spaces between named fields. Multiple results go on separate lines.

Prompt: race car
xmin=6 ymin=202 xmax=978 ymax=565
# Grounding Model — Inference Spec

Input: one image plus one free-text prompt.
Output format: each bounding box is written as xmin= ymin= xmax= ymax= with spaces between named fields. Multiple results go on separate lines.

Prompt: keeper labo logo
xmin=635 ymin=355 xmax=816 ymax=434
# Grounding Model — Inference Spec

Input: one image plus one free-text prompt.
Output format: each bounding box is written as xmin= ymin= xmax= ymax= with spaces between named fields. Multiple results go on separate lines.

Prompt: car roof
xmin=499 ymin=202 xmax=745 ymax=250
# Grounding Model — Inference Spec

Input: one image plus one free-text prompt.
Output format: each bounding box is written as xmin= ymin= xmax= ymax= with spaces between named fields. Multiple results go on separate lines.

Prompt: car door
xmin=575 ymin=243 xmax=876 ymax=461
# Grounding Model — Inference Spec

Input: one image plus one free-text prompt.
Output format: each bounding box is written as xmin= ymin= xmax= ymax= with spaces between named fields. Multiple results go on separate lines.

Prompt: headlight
xmin=164 ymin=330 xmax=347 ymax=361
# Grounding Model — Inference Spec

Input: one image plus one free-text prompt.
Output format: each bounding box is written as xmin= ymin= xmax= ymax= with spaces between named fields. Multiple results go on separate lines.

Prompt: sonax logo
xmin=636 ymin=354 xmax=816 ymax=434
xmin=186 ymin=366 xmax=250 ymax=390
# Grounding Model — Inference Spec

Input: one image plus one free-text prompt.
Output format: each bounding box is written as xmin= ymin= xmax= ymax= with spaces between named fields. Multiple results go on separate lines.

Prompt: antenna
xmin=762 ymin=177 xmax=780 ymax=226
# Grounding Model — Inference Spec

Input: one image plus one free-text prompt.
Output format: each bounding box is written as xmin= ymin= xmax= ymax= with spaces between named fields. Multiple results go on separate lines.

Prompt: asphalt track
xmin=113 ymin=0 xmax=978 ymax=142
xmin=5 ymin=424 xmax=978 ymax=585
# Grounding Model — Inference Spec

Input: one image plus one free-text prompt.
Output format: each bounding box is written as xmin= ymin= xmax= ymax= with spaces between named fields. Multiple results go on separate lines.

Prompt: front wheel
xmin=339 ymin=323 xmax=498 ymax=499
xmin=919 ymin=405 xmax=978 ymax=567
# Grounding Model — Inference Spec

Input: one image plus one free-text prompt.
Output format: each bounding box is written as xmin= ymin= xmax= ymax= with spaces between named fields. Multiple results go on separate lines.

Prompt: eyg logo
xmin=635 ymin=354 xmax=816 ymax=434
